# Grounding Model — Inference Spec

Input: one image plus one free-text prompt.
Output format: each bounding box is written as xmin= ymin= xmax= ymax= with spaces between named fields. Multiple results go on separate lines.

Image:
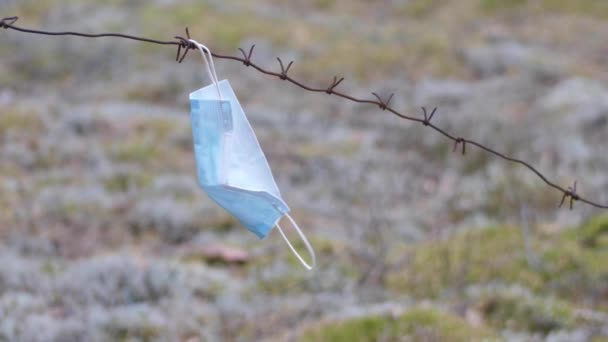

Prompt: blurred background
xmin=1 ymin=0 xmax=608 ymax=341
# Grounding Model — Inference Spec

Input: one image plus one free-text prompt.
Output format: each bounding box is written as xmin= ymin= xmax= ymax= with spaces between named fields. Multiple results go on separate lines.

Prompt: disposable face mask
xmin=188 ymin=40 xmax=316 ymax=270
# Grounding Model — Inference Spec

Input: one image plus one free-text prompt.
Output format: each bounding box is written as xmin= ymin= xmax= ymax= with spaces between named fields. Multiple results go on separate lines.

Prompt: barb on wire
xmin=1 ymin=16 xmax=18 ymax=29
xmin=421 ymin=107 xmax=437 ymax=127
xmin=559 ymin=181 xmax=579 ymax=210
xmin=276 ymin=57 xmax=294 ymax=80
xmin=238 ymin=45 xmax=255 ymax=66
xmin=371 ymin=92 xmax=394 ymax=111
xmin=2 ymin=16 xmax=607 ymax=210
xmin=175 ymin=27 xmax=196 ymax=63
xmin=453 ymin=138 xmax=466 ymax=155
xmin=326 ymin=76 xmax=344 ymax=95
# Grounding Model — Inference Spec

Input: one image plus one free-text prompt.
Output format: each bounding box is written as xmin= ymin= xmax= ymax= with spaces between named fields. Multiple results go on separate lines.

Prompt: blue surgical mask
xmin=188 ymin=40 xmax=315 ymax=270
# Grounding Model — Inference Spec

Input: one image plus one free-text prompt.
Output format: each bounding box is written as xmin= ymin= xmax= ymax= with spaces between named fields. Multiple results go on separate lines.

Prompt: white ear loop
xmin=276 ymin=213 xmax=316 ymax=270
xmin=189 ymin=39 xmax=222 ymax=100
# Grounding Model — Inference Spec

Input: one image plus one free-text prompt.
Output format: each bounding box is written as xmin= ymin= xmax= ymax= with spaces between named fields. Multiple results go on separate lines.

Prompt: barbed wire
xmin=1 ymin=16 xmax=606 ymax=210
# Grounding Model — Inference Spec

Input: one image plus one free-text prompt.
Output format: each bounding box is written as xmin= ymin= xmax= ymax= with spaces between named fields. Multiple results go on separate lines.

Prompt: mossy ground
xmin=296 ymin=216 xmax=608 ymax=340
xmin=388 ymin=218 xmax=608 ymax=306
xmin=382 ymin=216 xmax=608 ymax=336
xmin=300 ymin=307 xmax=496 ymax=341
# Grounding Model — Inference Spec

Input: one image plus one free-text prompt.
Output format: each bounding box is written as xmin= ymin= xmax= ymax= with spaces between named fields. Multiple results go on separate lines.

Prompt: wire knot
xmin=372 ymin=92 xmax=394 ymax=111
xmin=453 ymin=137 xmax=466 ymax=154
xmin=559 ymin=181 xmax=579 ymax=210
xmin=326 ymin=76 xmax=344 ymax=95
xmin=174 ymin=28 xmax=197 ymax=63
xmin=421 ymin=107 xmax=437 ymax=127
xmin=238 ymin=45 xmax=255 ymax=67
xmin=276 ymin=57 xmax=293 ymax=80
xmin=0 ymin=16 xmax=18 ymax=29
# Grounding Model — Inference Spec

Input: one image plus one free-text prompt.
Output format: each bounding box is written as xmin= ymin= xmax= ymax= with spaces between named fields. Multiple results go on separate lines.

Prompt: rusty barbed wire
xmin=1 ymin=16 xmax=606 ymax=210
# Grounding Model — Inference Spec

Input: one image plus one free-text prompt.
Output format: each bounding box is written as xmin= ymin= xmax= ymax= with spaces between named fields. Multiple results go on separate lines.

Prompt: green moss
xmin=133 ymin=0 xmax=474 ymax=81
xmin=35 ymin=175 xmax=72 ymax=188
xmin=540 ymin=0 xmax=608 ymax=19
xmin=112 ymin=139 xmax=159 ymax=164
xmin=478 ymin=291 xmax=577 ymax=333
xmin=295 ymin=141 xmax=361 ymax=158
xmin=314 ymin=0 xmax=335 ymax=10
xmin=300 ymin=307 xmax=495 ymax=341
xmin=44 ymin=195 xmax=111 ymax=223
xmin=113 ymin=323 xmax=160 ymax=342
xmin=216 ymin=215 xmax=238 ymax=231
xmin=401 ymin=0 xmax=445 ymax=17
xmin=146 ymin=118 xmax=177 ymax=140
xmin=461 ymin=151 xmax=491 ymax=175
xmin=255 ymin=272 xmax=309 ymax=295
xmin=139 ymin=4 xmax=292 ymax=52
xmin=250 ymin=235 xmax=345 ymax=294
xmin=388 ymin=226 xmax=542 ymax=298
xmin=104 ymin=171 xmax=153 ymax=192
xmin=577 ymin=213 xmax=608 ymax=248
xmin=480 ymin=0 xmax=528 ymax=13
xmin=40 ymin=261 xmax=58 ymax=276
xmin=56 ymin=202 xmax=81 ymax=217
xmin=125 ymin=78 xmax=184 ymax=103
xmin=0 ymin=108 xmax=43 ymax=135
xmin=483 ymin=174 xmax=561 ymax=217
xmin=107 ymin=117 xmax=182 ymax=167
xmin=480 ymin=0 xmax=608 ymax=18
xmin=387 ymin=220 xmax=608 ymax=310
xmin=12 ymin=1 xmax=60 ymax=23
xmin=284 ymin=234 xmax=342 ymax=268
